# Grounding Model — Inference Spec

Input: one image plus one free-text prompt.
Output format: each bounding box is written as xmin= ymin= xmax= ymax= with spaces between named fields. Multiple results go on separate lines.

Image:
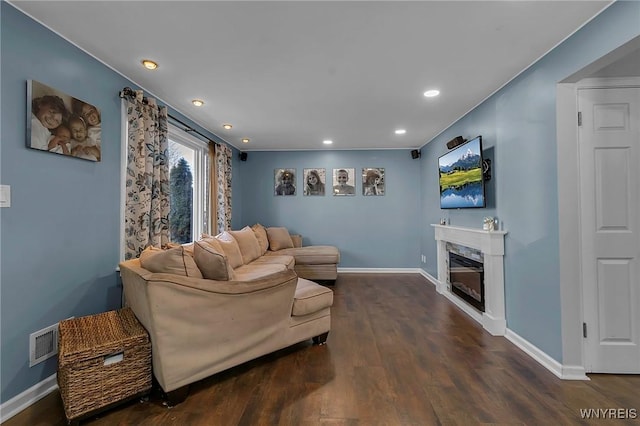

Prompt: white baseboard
xmin=505 ymin=329 xmax=589 ymax=381
xmin=338 ymin=267 xmax=424 ymax=274
xmin=443 ymin=289 xmax=484 ymax=322
xmin=418 ymin=269 xmax=438 ymax=285
xmin=419 ymin=270 xmax=447 ymax=294
xmin=560 ymin=364 xmax=590 ymax=380
xmin=0 ymin=373 xmax=58 ymax=423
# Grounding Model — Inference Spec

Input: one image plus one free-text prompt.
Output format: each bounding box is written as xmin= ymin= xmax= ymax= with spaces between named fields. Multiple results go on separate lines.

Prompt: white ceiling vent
xmin=29 ymin=323 xmax=59 ymax=367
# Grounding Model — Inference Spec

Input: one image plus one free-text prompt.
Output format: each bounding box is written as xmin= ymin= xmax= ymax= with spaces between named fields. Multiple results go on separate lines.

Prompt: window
xmin=168 ymin=124 xmax=210 ymax=243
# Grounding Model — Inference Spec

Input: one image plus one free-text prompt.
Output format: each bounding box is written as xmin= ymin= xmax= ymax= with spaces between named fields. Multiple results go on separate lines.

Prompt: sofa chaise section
xmin=257 ymin=225 xmax=340 ymax=282
xmin=266 ymin=245 xmax=340 ymax=282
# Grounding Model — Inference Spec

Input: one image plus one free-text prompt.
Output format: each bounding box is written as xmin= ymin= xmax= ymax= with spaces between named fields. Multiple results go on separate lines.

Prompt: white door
xmin=579 ymin=86 xmax=640 ymax=373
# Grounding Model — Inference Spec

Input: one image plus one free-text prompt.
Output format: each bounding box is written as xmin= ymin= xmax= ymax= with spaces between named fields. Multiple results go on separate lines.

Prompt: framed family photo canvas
xmin=362 ymin=167 xmax=385 ymax=196
xmin=303 ymin=168 xmax=326 ymax=196
xmin=274 ymin=168 xmax=296 ymax=196
xmin=332 ymin=168 xmax=356 ymax=196
xmin=27 ymin=80 xmax=102 ymax=162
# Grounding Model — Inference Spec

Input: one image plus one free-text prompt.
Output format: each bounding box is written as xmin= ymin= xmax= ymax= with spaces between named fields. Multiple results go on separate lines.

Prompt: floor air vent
xmin=29 ymin=323 xmax=59 ymax=367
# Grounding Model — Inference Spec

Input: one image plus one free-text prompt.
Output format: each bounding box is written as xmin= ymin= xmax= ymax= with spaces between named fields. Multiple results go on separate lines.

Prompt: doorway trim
xmin=557 ymin=37 xmax=640 ymax=379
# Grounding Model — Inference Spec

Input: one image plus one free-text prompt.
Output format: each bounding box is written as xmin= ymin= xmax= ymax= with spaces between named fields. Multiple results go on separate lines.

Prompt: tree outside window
xmin=169 ymin=158 xmax=193 ymax=243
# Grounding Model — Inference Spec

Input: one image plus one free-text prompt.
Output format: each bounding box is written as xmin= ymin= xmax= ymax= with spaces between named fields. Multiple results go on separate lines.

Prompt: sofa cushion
xmin=233 ymin=263 xmax=288 ymax=281
xmin=193 ymin=238 xmax=236 ymax=281
xmin=265 ymin=245 xmax=340 ymax=265
xmin=229 ymin=226 xmax=262 ymax=264
xmin=196 ymin=236 xmax=223 ymax=252
xmin=181 ymin=242 xmax=196 ymax=257
xmin=251 ymin=223 xmax=269 ymax=255
xmin=292 ymin=278 xmax=334 ymax=316
xmin=139 ymin=245 xmax=163 ymax=259
xmin=266 ymin=227 xmax=294 ymax=251
xmin=139 ymin=245 xmax=203 ymax=278
xmin=215 ymin=231 xmax=244 ymax=269
xmin=290 ymin=234 xmax=303 ymax=248
xmin=249 ymin=254 xmax=295 ymax=270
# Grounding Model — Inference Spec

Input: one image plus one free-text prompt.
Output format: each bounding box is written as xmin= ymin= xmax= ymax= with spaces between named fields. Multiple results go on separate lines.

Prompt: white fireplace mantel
xmin=432 ymin=224 xmax=507 ymax=336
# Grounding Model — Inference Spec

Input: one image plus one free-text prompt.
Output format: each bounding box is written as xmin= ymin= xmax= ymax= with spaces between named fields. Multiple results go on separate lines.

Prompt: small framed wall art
xmin=274 ymin=168 xmax=296 ymax=195
xmin=303 ymin=168 xmax=326 ymax=196
xmin=362 ymin=167 xmax=385 ymax=196
xmin=332 ymin=168 xmax=356 ymax=196
xmin=27 ymin=80 xmax=101 ymax=162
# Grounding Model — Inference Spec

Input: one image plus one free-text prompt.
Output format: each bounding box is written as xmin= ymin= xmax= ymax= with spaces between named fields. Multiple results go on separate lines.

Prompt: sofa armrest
xmin=290 ymin=234 xmax=303 ymax=248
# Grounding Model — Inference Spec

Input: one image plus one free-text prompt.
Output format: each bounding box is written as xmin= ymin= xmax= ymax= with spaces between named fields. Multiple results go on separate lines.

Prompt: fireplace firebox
xmin=448 ymin=252 xmax=484 ymax=312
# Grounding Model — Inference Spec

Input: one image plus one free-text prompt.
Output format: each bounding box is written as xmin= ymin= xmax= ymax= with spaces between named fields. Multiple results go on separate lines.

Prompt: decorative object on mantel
xmin=27 ymin=80 xmax=102 ymax=161
xmin=440 ymin=218 xmax=448 ymax=225
xmin=483 ymin=217 xmax=497 ymax=231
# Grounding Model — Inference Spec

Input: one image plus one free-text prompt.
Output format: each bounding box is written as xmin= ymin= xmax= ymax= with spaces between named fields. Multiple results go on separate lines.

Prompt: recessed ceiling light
xmin=323 ymin=140 xmax=333 ymax=145
xmin=395 ymin=129 xmax=407 ymax=135
xmin=424 ymin=89 xmax=440 ymax=98
xmin=141 ymin=59 xmax=158 ymax=70
xmin=242 ymin=138 xmax=250 ymax=143
xmin=222 ymin=123 xmax=233 ymax=130
xmin=192 ymin=99 xmax=204 ymax=107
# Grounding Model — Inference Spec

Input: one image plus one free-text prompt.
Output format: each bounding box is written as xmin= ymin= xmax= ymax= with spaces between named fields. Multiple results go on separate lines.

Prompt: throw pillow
xmin=251 ymin=223 xmax=269 ymax=255
xmin=215 ymin=231 xmax=244 ymax=269
xmin=229 ymin=226 xmax=262 ymax=264
xmin=194 ymin=238 xmax=236 ymax=281
xmin=139 ymin=245 xmax=163 ymax=259
xmin=181 ymin=242 xmax=195 ymax=256
xmin=198 ymin=235 xmax=223 ymax=252
xmin=266 ymin=227 xmax=294 ymax=251
xmin=139 ymin=245 xmax=203 ymax=278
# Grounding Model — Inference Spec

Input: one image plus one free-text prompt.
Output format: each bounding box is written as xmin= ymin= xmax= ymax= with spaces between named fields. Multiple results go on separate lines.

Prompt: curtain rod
xmin=119 ymin=86 xmax=217 ymax=145
xmin=167 ymin=115 xmax=216 ymax=145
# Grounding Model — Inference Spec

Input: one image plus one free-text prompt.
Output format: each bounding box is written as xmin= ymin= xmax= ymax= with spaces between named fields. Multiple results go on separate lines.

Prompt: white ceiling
xmin=10 ymin=1 xmax=612 ymax=151
xmin=589 ymin=46 xmax=640 ymax=78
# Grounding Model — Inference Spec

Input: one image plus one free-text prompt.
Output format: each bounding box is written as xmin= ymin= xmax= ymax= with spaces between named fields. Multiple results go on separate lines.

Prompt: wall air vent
xmin=29 ymin=323 xmax=59 ymax=367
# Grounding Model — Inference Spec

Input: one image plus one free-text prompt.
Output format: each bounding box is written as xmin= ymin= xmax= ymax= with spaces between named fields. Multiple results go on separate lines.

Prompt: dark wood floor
xmin=4 ymin=273 xmax=640 ymax=425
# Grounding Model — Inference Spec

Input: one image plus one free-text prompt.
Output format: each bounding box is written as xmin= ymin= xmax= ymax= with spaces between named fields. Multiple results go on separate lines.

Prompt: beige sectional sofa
xmin=118 ymin=224 xmax=339 ymax=404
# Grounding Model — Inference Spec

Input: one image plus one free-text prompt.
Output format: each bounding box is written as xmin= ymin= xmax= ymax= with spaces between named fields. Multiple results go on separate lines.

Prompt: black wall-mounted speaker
xmin=446 ymin=136 xmax=466 ymax=149
xmin=482 ymin=159 xmax=492 ymax=181
xmin=239 ymin=152 xmax=248 ymax=162
xmin=411 ymin=149 xmax=421 ymax=159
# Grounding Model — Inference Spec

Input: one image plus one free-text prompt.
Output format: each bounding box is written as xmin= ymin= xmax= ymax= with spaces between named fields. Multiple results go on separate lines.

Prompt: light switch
xmin=0 ymin=185 xmax=11 ymax=208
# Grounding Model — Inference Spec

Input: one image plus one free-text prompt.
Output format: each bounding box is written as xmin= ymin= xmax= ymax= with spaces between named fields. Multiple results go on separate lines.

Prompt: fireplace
xmin=433 ymin=224 xmax=507 ymax=336
xmin=448 ymin=252 xmax=484 ymax=312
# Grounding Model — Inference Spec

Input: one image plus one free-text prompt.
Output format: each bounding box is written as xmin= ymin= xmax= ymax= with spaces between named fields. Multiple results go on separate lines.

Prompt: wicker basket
xmin=57 ymin=307 xmax=152 ymax=422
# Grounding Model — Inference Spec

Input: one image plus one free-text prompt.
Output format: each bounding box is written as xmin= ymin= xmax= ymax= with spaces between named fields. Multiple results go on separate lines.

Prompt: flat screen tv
xmin=438 ymin=136 xmax=486 ymax=209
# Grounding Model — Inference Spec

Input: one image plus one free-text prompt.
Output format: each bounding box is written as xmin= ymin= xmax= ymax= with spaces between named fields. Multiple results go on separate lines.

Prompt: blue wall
xmin=2 ymin=0 xmax=639 ymax=409
xmin=0 ymin=3 xmax=234 ymax=404
xmin=420 ymin=1 xmax=640 ymax=362
xmin=238 ymin=150 xmax=421 ymax=268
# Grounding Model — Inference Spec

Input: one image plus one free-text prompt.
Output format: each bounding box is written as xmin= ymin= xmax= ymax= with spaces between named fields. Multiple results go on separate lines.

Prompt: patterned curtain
xmin=215 ymin=143 xmax=233 ymax=233
xmin=123 ymin=90 xmax=169 ymax=259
